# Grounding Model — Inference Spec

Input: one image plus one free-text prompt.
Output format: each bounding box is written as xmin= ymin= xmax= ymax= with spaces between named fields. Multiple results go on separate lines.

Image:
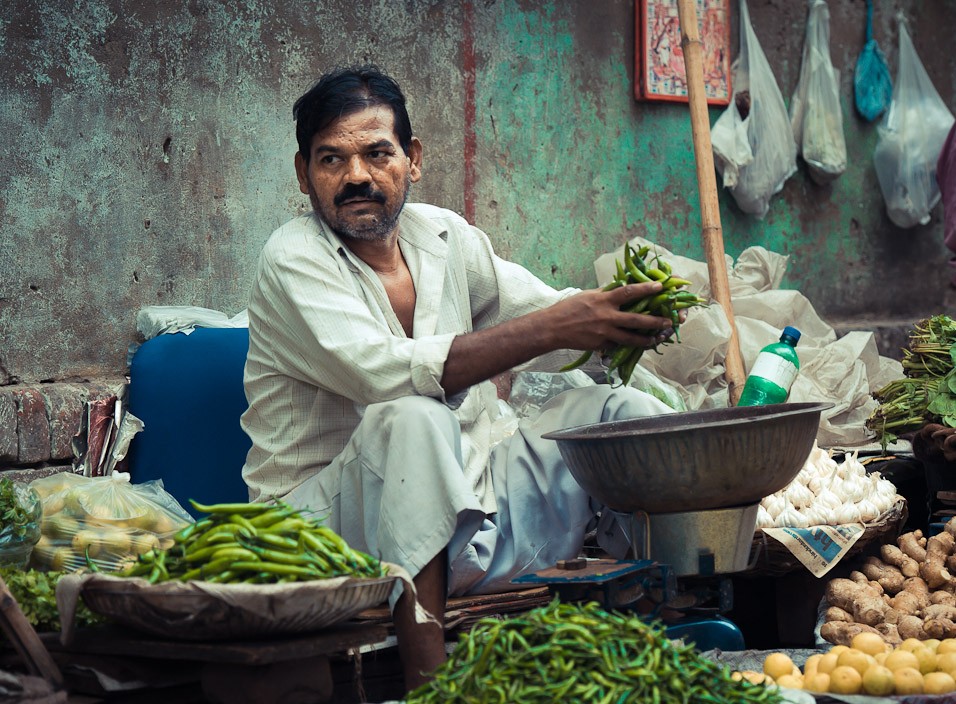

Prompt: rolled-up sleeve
xmin=410 ymin=332 xmax=467 ymax=408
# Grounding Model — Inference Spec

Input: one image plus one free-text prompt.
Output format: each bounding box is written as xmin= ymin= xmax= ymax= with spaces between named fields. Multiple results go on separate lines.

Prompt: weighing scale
xmin=534 ymin=402 xmax=833 ymax=652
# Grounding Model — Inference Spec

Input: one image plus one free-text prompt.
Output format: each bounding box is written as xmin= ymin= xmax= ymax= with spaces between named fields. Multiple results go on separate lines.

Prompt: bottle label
xmin=749 ymin=352 xmax=798 ymax=390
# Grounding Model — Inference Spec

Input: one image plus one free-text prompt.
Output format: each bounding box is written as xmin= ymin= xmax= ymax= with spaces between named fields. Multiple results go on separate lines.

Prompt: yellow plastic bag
xmin=29 ymin=472 xmax=193 ymax=573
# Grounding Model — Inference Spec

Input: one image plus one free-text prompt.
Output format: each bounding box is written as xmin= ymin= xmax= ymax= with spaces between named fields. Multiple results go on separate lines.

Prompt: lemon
xmin=885 ymin=649 xmax=921 ymax=672
xmin=894 ymin=666 xmax=925 ymax=695
xmin=874 ymin=651 xmax=888 ymax=665
xmin=925 ymin=671 xmax=956 ymax=695
xmin=924 ymin=638 xmax=942 ymax=653
xmin=152 ymin=513 xmax=177 ymax=534
xmin=47 ymin=546 xmax=73 ymax=571
xmin=829 ymin=644 xmax=850 ymax=657
xmin=837 ymin=648 xmax=872 ymax=676
xmin=130 ymin=532 xmax=160 ymax=556
xmin=938 ymin=638 xmax=956 ymax=655
xmin=803 ymin=653 xmax=822 ymax=677
xmin=937 ymin=651 xmax=956 ymax=675
xmin=829 ymin=665 xmax=863 ymax=694
xmin=763 ymin=652 xmax=795 ymax=681
xmin=775 ymin=674 xmax=803 ymax=689
xmin=71 ymin=529 xmax=102 ymax=558
xmin=899 ymin=638 xmax=926 ymax=653
xmin=741 ymin=671 xmax=772 ymax=685
xmin=913 ymin=646 xmax=939 ymax=675
xmin=852 ymin=631 xmax=888 ymax=656
xmin=818 ymin=652 xmax=840 ymax=674
xmin=804 ymin=672 xmax=831 ymax=693
xmin=862 ymin=664 xmax=895 ymax=696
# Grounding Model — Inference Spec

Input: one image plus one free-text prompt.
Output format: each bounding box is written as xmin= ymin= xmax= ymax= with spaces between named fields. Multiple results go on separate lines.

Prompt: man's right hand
xmin=546 ymin=282 xmax=676 ymax=355
xmin=441 ymin=280 xmax=677 ymax=396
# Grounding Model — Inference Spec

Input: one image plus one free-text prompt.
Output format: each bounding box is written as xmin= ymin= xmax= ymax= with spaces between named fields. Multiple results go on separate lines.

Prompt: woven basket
xmin=742 ymin=497 xmax=908 ymax=578
xmin=77 ymin=573 xmax=396 ymax=640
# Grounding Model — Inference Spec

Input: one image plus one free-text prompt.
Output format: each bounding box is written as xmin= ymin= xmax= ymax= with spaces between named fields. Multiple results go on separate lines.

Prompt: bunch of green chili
xmin=561 ymin=243 xmax=708 ymax=386
xmin=115 ymin=500 xmax=386 ymax=584
xmin=407 ymin=599 xmax=780 ymax=704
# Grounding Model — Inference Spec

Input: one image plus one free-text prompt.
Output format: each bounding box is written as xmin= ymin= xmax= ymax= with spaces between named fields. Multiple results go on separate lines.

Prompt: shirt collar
xmin=309 ymin=204 xmax=449 ymax=269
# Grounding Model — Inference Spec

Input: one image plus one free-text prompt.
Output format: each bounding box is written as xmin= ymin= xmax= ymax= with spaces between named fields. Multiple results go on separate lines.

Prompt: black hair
xmin=293 ymin=65 xmax=413 ymax=163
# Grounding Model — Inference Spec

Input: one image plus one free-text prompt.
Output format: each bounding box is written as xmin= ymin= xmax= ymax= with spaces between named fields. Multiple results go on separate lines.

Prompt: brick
xmin=0 ymin=389 xmax=16 ymax=462
xmin=42 ymin=384 xmax=87 ymax=462
xmin=1 ymin=465 xmax=73 ymax=485
xmin=15 ymin=388 xmax=50 ymax=464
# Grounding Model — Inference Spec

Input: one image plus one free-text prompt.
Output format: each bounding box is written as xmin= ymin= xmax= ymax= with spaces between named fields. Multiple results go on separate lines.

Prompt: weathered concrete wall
xmin=2 ymin=0 xmax=955 ymax=385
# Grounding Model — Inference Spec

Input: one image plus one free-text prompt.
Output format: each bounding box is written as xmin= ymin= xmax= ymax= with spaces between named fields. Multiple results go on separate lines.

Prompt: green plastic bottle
xmin=737 ymin=326 xmax=801 ymax=407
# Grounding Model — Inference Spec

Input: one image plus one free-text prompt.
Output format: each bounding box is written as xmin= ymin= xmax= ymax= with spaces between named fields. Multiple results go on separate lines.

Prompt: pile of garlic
xmin=755 ymin=442 xmax=900 ymax=529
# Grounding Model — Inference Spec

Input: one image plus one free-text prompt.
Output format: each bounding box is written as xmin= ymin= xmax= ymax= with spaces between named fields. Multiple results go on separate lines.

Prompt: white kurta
xmin=240 ymin=203 xmax=672 ymax=595
xmin=242 ymin=203 xmax=578 ymax=514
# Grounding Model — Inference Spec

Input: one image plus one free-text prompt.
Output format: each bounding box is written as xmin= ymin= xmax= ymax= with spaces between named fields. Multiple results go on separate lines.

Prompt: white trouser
xmin=282 ymin=385 xmax=672 ymax=599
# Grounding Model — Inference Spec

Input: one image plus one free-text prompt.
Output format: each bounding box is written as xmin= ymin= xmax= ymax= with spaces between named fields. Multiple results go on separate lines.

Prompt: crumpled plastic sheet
xmin=594 ymin=239 xmax=905 ymax=449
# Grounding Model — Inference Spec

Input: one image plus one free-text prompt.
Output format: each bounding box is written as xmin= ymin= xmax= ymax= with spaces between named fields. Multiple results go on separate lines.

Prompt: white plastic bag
xmin=135 ymin=306 xmax=249 ymax=339
xmin=873 ymin=19 xmax=955 ymax=228
xmin=711 ymin=0 xmax=797 ymax=219
xmin=790 ymin=0 xmax=846 ymax=185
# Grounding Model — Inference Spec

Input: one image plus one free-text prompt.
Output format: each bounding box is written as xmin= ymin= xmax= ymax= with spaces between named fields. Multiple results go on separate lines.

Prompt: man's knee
xmin=365 ymin=395 xmax=460 ymax=440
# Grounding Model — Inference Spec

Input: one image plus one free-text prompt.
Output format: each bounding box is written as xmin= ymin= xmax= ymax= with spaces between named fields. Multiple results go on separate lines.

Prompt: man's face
xmin=295 ymin=106 xmax=422 ymax=242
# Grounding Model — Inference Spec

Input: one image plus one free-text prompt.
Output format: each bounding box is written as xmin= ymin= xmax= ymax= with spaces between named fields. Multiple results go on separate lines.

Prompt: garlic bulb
xmin=775 ymin=505 xmax=810 ymax=528
xmin=814 ymin=486 xmax=842 ymax=512
xmin=785 ymin=482 xmax=815 ymax=510
xmin=756 ymin=505 xmax=774 ymax=529
xmin=761 ymin=493 xmax=786 ymax=519
xmin=857 ymin=498 xmax=881 ymax=523
xmin=833 ymin=503 xmax=864 ymax=525
xmin=802 ymin=504 xmax=831 ymax=527
xmin=841 ymin=474 xmax=868 ymax=504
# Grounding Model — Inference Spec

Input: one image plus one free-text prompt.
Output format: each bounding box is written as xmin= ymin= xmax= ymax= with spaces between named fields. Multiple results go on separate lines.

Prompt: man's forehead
xmin=312 ymin=106 xmax=399 ymax=149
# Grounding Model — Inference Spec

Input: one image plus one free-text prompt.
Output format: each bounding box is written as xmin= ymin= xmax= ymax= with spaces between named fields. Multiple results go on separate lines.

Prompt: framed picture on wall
xmin=635 ymin=0 xmax=732 ymax=105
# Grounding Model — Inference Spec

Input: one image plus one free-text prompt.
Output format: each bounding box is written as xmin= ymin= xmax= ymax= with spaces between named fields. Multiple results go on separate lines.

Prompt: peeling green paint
xmin=0 ymin=0 xmax=953 ymax=383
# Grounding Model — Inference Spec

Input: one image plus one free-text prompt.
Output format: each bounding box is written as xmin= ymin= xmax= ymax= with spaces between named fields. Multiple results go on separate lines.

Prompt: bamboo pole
xmin=676 ymin=0 xmax=746 ymax=405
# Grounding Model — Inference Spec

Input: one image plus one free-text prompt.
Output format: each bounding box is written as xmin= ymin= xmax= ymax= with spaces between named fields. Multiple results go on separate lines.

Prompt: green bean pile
xmin=562 ymin=243 xmax=708 ymax=386
xmin=407 ymin=599 xmax=780 ymax=704
xmin=115 ymin=500 xmax=387 ymax=584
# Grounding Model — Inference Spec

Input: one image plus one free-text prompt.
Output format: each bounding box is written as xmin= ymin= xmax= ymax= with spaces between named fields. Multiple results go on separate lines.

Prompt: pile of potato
xmin=821 ymin=517 xmax=956 ymax=647
xmin=740 ymin=632 xmax=956 ymax=695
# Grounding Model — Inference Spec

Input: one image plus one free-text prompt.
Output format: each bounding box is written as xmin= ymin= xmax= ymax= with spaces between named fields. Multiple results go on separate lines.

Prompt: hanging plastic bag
xmin=873 ymin=18 xmax=955 ymax=228
xmin=790 ymin=0 xmax=846 ymax=185
xmin=711 ymin=0 xmax=797 ymax=219
xmin=853 ymin=0 xmax=892 ymax=122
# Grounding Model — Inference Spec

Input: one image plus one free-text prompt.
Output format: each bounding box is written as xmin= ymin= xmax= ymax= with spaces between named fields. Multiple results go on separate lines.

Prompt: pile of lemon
xmin=741 ymin=632 xmax=956 ymax=696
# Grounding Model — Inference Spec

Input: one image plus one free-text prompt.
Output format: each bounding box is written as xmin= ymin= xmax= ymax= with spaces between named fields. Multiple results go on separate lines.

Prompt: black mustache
xmin=334 ymin=184 xmax=386 ymax=206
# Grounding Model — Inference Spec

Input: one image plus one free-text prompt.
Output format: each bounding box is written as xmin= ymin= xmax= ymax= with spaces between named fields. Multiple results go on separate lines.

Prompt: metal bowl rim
xmin=541 ymin=401 xmax=834 ymax=441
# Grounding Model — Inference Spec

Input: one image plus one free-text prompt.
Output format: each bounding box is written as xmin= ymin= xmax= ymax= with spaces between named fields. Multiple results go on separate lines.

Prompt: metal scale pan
xmin=543 ymin=402 xmax=832 ymax=576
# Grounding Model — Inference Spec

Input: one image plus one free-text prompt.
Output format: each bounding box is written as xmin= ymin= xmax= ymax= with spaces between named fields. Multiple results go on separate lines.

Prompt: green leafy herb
xmin=867 ymin=315 xmax=956 ymax=450
xmin=0 ymin=567 xmax=101 ymax=633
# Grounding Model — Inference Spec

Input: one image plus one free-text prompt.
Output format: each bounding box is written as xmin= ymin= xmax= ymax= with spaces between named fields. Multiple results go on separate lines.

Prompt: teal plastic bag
xmin=853 ymin=0 xmax=892 ymax=122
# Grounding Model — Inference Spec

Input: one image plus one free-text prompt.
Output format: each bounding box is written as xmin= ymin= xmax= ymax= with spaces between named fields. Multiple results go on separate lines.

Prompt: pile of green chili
xmin=115 ymin=500 xmax=387 ymax=584
xmin=406 ymin=599 xmax=780 ymax=704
